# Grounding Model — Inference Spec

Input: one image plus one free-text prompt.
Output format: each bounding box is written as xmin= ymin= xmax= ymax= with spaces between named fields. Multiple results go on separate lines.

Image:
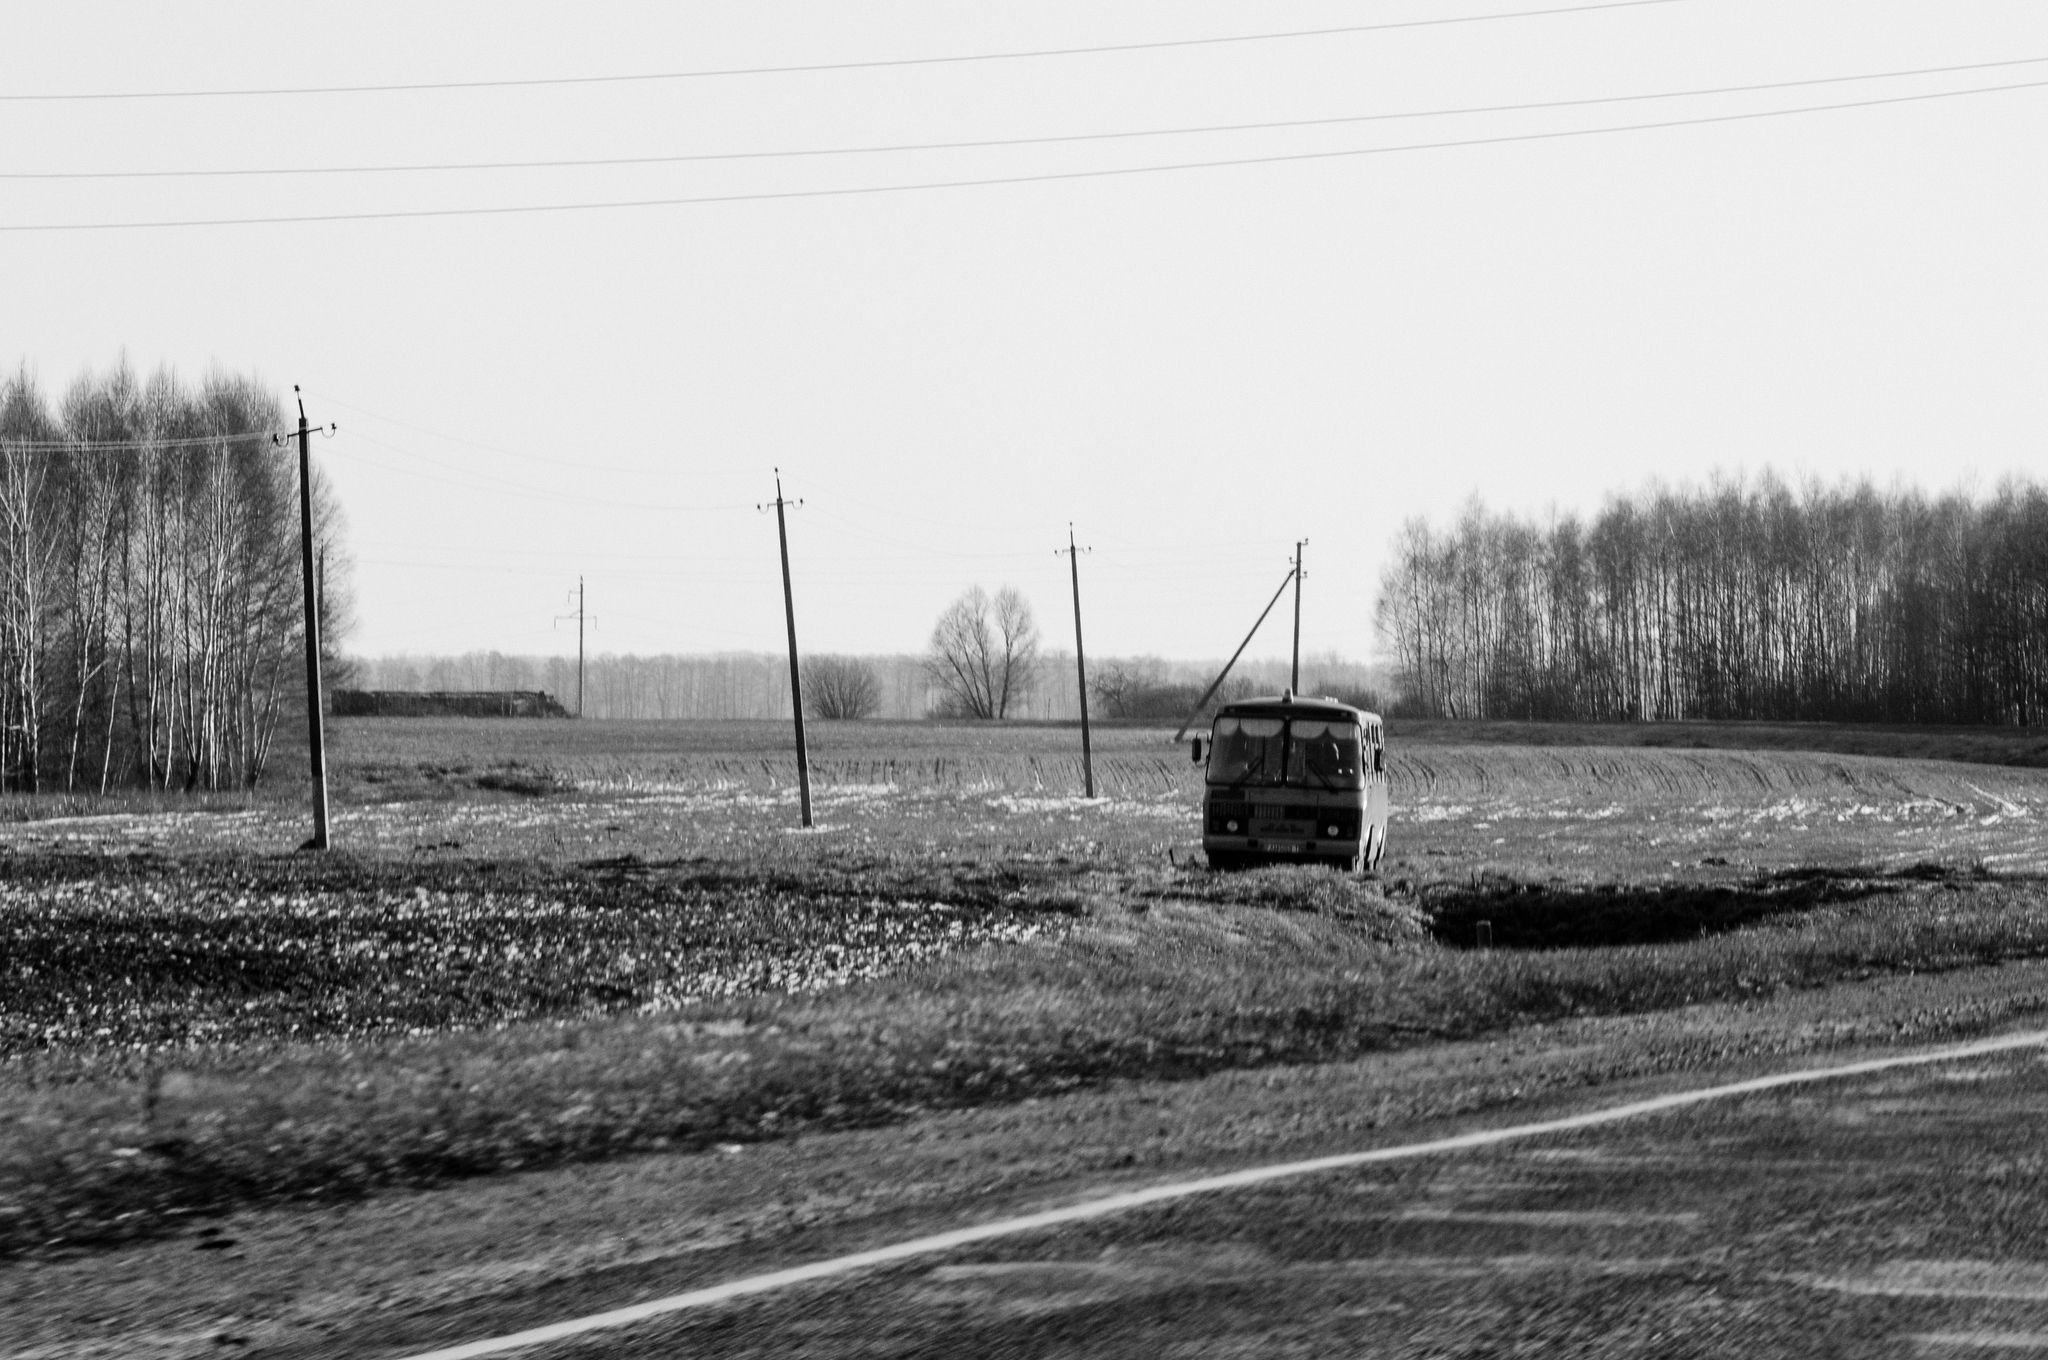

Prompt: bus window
xmin=1209 ymin=716 xmax=1285 ymax=785
xmin=1287 ymin=721 xmax=1364 ymax=790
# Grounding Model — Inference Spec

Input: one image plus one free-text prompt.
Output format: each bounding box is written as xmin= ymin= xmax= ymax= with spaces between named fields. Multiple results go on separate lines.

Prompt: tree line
xmin=350 ymin=646 xmax=1381 ymax=723
xmin=1374 ymin=476 xmax=2048 ymax=725
xmin=0 ymin=362 xmax=347 ymax=793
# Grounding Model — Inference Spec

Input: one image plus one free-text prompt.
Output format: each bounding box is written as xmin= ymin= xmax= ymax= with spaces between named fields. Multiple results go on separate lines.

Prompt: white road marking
xmin=1913 ymin=1333 xmax=2048 ymax=1352
xmin=396 ymin=1028 xmax=2048 ymax=1360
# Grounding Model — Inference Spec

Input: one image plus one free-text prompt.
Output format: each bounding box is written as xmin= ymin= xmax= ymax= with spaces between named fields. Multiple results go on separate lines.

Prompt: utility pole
xmin=1058 ymin=525 xmax=1094 ymax=798
xmin=316 ymin=546 xmax=327 ymax=684
xmin=763 ymin=471 xmax=812 ymax=828
xmin=1291 ymin=538 xmax=1308 ymax=695
xmin=554 ymin=578 xmax=592 ymax=717
xmin=283 ymin=387 xmax=333 ymax=850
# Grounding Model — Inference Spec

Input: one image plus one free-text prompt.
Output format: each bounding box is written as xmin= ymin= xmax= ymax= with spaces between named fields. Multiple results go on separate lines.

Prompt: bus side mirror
xmin=1191 ymin=737 xmax=1204 ymax=765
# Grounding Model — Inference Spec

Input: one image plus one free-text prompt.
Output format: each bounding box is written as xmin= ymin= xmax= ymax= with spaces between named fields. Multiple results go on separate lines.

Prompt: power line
xmin=0 ymin=1 xmax=1690 ymax=103
xmin=338 ymin=426 xmax=639 ymax=500
xmin=11 ymin=52 xmax=2042 ymax=182
xmin=303 ymin=387 xmax=737 ymax=479
xmin=331 ymin=429 xmax=754 ymax=514
xmin=311 ymin=400 xmax=1279 ymax=571
xmin=8 ymin=75 xmax=2043 ymax=233
xmin=0 ymin=430 xmax=284 ymax=450
xmin=804 ymin=503 xmax=1044 ymax=561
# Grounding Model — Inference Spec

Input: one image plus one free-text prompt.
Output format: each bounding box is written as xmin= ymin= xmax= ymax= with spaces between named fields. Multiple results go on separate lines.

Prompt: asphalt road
xmin=11 ymin=961 xmax=2048 ymax=1360
xmin=393 ymin=1043 xmax=2048 ymax=1359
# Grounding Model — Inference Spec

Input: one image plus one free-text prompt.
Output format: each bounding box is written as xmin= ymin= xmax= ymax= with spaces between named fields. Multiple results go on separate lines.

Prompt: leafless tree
xmin=1373 ymin=474 xmax=2048 ymax=726
xmin=803 ymin=653 xmax=881 ymax=720
xmin=925 ymin=585 xmax=1039 ymax=719
xmin=1087 ymin=658 xmax=1159 ymax=718
xmin=0 ymin=359 xmax=347 ymax=792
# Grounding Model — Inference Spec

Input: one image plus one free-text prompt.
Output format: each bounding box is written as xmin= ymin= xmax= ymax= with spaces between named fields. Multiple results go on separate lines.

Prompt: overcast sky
xmin=6 ymin=1 xmax=2046 ymax=665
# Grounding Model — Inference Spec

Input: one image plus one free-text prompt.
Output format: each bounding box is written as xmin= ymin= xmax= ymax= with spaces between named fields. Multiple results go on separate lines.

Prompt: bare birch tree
xmin=0 ymin=360 xmax=346 ymax=793
xmin=1374 ymin=475 xmax=2048 ymax=726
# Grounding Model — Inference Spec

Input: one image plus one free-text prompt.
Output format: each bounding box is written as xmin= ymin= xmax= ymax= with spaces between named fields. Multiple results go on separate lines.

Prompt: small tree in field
xmin=1088 ymin=658 xmax=1161 ymax=718
xmin=926 ymin=586 xmax=1039 ymax=719
xmin=803 ymin=654 xmax=881 ymax=720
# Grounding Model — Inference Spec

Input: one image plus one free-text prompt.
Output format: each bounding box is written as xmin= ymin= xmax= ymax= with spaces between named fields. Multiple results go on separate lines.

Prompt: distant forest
xmin=0 ymin=363 xmax=347 ymax=793
xmin=1375 ymin=477 xmax=2048 ymax=725
xmin=348 ymin=651 xmax=1383 ymax=723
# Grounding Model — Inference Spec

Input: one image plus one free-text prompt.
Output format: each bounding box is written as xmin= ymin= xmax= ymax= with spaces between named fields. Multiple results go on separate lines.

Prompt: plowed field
xmin=6 ymin=722 xmax=2041 ymax=884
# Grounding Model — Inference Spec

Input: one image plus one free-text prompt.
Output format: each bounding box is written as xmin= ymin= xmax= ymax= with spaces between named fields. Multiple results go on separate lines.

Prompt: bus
xmin=1191 ymin=692 xmax=1389 ymax=872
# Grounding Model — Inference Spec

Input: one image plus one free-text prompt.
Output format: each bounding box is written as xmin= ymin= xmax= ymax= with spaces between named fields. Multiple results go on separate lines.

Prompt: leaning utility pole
xmin=764 ymin=471 xmax=812 ymax=828
xmin=1058 ymin=525 xmax=1094 ymax=798
xmin=1291 ymin=538 xmax=1308 ymax=694
xmin=285 ymin=387 xmax=333 ymax=850
xmin=1172 ymin=564 xmax=1297 ymax=744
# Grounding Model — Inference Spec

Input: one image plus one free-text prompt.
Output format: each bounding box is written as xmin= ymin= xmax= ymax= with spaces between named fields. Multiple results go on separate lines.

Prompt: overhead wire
xmin=352 ymin=538 xmax=763 ymax=565
xmin=341 ymin=435 xmax=1381 ymax=585
xmin=8 ymin=75 xmax=2046 ymax=232
xmin=333 ymin=427 xmax=753 ymax=514
xmin=0 ymin=429 xmax=285 ymax=450
xmin=337 ymin=433 xmax=1258 ymax=578
xmin=0 ymin=1 xmax=1690 ymax=102
xmin=302 ymin=387 xmax=743 ymax=480
xmin=802 ymin=502 xmax=1046 ymax=562
xmin=10 ymin=52 xmax=2045 ymax=182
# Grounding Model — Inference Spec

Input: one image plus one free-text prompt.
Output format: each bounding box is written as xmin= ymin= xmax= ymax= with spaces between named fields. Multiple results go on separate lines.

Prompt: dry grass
xmin=8 ymin=719 xmax=2048 ymax=1263
xmin=8 ymin=864 xmax=2048 ymax=1259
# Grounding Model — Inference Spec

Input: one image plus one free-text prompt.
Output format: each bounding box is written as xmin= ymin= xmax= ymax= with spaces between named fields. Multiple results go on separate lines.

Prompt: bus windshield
xmin=1287 ymin=720 xmax=1364 ymax=790
xmin=1208 ymin=716 xmax=1286 ymax=786
xmin=1208 ymin=716 xmax=1364 ymax=790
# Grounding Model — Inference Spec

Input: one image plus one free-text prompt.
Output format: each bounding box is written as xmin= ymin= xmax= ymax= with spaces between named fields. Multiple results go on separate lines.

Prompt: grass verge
xmin=6 ymin=865 xmax=2048 ymax=1260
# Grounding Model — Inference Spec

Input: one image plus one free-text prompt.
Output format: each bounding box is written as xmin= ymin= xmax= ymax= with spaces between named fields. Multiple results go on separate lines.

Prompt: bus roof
xmin=1216 ymin=695 xmax=1382 ymax=728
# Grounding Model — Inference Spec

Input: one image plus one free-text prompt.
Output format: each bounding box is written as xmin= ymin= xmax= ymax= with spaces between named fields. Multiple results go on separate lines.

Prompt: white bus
xmin=1191 ymin=693 xmax=1390 ymax=871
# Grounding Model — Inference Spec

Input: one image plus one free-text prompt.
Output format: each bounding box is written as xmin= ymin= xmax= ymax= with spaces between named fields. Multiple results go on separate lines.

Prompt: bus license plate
xmin=1265 ymin=840 xmax=1307 ymax=855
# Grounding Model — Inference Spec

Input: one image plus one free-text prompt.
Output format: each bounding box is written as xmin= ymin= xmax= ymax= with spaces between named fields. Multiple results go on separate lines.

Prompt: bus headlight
xmin=1226 ymin=820 xmax=1239 ymax=832
xmin=1328 ymin=825 xmax=1340 ymax=836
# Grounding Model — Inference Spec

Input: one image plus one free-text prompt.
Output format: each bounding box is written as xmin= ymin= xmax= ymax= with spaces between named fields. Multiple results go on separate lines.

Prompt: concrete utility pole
xmin=1291 ymin=538 xmax=1308 ymax=694
xmin=554 ymin=580 xmax=593 ymax=717
xmin=289 ymin=387 xmax=332 ymax=850
xmin=1059 ymin=525 xmax=1094 ymax=798
xmin=765 ymin=471 xmax=812 ymax=828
